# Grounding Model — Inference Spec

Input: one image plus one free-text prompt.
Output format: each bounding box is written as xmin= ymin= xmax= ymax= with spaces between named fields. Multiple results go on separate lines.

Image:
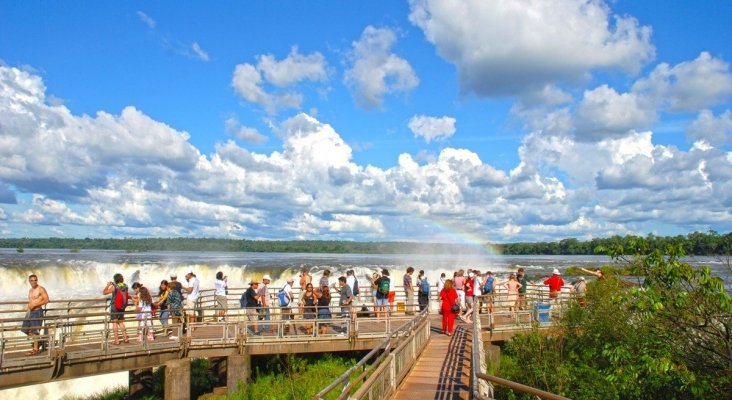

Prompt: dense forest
xmin=1 ymin=230 xmax=731 ymax=256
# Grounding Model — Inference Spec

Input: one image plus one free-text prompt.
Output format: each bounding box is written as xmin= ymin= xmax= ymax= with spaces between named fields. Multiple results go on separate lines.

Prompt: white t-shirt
xmin=214 ymin=279 xmax=227 ymax=296
xmin=346 ymin=275 xmax=356 ymax=293
xmin=187 ymin=276 xmax=200 ymax=301
xmin=437 ymin=277 xmax=446 ymax=293
xmin=473 ymin=276 xmax=482 ymax=296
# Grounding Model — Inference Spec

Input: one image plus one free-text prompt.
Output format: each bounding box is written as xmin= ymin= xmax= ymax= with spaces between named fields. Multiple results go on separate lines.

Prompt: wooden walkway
xmin=393 ymin=317 xmax=472 ymax=400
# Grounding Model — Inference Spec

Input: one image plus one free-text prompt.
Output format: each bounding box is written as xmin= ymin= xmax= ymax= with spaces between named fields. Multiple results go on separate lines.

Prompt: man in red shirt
xmin=543 ymin=268 xmax=565 ymax=300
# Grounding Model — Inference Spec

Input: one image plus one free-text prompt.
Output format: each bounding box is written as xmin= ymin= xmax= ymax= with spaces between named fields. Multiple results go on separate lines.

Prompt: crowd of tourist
xmin=19 ymin=265 xmax=595 ymax=348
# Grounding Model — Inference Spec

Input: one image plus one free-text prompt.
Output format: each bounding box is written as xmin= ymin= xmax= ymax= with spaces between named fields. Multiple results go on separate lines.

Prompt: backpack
xmin=378 ymin=278 xmax=390 ymax=295
xmin=483 ymin=276 xmax=494 ymax=293
xmin=352 ymin=277 xmax=360 ymax=296
xmin=419 ymin=278 xmax=430 ymax=294
xmin=278 ymin=285 xmax=290 ymax=306
xmin=239 ymin=291 xmax=248 ymax=308
xmin=112 ymin=285 xmax=129 ymax=312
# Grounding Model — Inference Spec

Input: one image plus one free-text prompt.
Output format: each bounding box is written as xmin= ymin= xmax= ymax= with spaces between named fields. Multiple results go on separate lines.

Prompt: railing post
xmin=389 ymin=353 xmax=396 ymax=391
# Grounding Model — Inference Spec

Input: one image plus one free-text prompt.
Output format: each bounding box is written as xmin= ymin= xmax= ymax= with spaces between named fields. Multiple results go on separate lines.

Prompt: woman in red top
xmin=440 ymin=279 xmax=459 ymax=336
xmin=461 ymin=277 xmax=474 ymax=324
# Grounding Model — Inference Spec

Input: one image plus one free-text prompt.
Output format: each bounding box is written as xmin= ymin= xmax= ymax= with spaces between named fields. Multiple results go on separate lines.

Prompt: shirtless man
xmin=23 ymin=274 xmax=49 ymax=355
xmin=299 ymin=268 xmax=312 ymax=290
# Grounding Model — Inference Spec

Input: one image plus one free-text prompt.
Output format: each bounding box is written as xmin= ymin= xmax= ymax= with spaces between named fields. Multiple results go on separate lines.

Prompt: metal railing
xmin=474 ymin=374 xmax=572 ymax=400
xmin=314 ymin=308 xmax=430 ymax=400
xmin=0 ymin=301 xmax=419 ymax=373
xmin=471 ymin=297 xmax=494 ymax=399
xmin=470 ymin=296 xmax=575 ymax=400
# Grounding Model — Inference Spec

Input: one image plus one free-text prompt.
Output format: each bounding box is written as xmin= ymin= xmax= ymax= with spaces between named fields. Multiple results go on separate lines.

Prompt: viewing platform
xmin=1 ymin=286 xmax=577 ymax=399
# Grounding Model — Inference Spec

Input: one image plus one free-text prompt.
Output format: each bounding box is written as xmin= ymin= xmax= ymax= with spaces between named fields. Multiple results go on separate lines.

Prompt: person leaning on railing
xmin=279 ymin=278 xmax=295 ymax=335
xmin=22 ymin=274 xmax=49 ymax=355
xmin=243 ymin=280 xmax=261 ymax=335
xmin=314 ymin=285 xmax=332 ymax=335
xmin=299 ymin=283 xmax=317 ymax=335
xmin=156 ymin=280 xmax=171 ymax=336
xmin=214 ymin=271 xmax=228 ymax=322
xmin=543 ymin=269 xmax=565 ymax=303
xmin=103 ymin=273 xmax=130 ymax=345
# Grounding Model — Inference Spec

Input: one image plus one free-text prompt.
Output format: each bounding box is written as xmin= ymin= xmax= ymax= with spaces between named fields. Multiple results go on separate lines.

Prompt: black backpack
xmin=239 ymin=291 xmax=248 ymax=308
xmin=353 ymin=277 xmax=360 ymax=296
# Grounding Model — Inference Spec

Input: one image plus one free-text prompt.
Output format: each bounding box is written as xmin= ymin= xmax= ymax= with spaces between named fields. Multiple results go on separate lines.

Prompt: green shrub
xmin=496 ymin=241 xmax=732 ymax=399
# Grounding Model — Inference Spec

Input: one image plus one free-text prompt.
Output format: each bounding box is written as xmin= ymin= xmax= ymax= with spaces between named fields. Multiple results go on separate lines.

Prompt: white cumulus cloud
xmin=688 ymin=109 xmax=732 ymax=146
xmin=344 ymin=26 xmax=419 ymax=110
xmin=408 ymin=115 xmax=456 ymax=143
xmin=408 ymin=0 xmax=654 ymax=98
xmin=224 ymin=117 xmax=268 ymax=144
xmin=3 ymin=65 xmax=732 ymax=241
xmin=231 ymin=48 xmax=328 ymax=114
xmin=257 ymin=47 xmax=328 ymax=87
xmin=574 ymin=85 xmax=656 ymax=141
xmin=633 ymin=52 xmax=732 ymax=112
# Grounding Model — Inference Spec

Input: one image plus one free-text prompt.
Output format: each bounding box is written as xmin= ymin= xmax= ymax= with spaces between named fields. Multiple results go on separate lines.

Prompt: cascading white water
xmin=0 ymin=249 xmax=523 ymax=302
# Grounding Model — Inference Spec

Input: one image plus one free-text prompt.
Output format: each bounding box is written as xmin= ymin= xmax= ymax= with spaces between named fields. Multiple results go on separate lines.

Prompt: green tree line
xmin=2 ymin=230 xmax=731 ymax=256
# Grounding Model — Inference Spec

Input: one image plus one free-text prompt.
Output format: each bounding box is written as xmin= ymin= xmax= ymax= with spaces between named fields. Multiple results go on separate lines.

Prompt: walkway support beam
xmin=164 ymin=359 xmax=190 ymax=400
xmin=227 ymin=351 xmax=251 ymax=394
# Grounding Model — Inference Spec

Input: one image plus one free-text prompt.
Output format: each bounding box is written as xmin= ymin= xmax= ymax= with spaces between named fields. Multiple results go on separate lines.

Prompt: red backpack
xmin=112 ymin=284 xmax=129 ymax=312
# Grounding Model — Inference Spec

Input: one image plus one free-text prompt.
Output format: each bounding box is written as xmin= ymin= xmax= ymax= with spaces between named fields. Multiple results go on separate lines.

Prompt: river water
xmin=0 ymin=249 xmax=729 ymax=399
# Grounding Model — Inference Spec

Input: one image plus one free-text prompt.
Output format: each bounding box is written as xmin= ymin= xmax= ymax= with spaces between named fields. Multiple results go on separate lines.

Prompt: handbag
xmin=451 ymin=302 xmax=460 ymax=314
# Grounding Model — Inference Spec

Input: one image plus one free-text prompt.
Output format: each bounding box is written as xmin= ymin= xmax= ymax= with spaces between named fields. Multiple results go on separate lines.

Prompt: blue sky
xmin=0 ymin=0 xmax=731 ymax=243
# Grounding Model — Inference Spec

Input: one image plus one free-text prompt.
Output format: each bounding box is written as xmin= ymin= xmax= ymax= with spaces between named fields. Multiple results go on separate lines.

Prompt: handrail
xmin=314 ymin=308 xmax=429 ymax=400
xmin=471 ymin=297 xmax=494 ymax=399
xmin=474 ymin=373 xmax=572 ymax=400
xmin=471 ymin=296 xmax=574 ymax=400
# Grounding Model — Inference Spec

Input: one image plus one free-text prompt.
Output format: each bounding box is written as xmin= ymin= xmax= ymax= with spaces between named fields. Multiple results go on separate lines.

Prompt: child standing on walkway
xmin=132 ymin=283 xmax=155 ymax=343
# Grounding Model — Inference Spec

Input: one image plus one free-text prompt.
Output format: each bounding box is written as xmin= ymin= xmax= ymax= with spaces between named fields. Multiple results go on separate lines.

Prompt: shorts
xmin=465 ymin=296 xmax=474 ymax=305
xmin=184 ymin=298 xmax=197 ymax=316
xmin=281 ymin=307 xmax=293 ymax=320
xmin=317 ymin=308 xmax=332 ymax=319
xmin=387 ymin=291 xmax=396 ymax=302
xmin=110 ymin=310 xmax=125 ymax=321
xmin=303 ymin=310 xmax=316 ymax=320
xmin=215 ymin=295 xmax=228 ymax=311
xmin=375 ymin=298 xmax=388 ymax=306
xmin=22 ymin=309 xmax=44 ymax=335
xmin=246 ymin=308 xmax=259 ymax=321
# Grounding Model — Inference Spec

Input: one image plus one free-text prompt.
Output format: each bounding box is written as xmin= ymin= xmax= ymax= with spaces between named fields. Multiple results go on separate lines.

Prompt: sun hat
xmin=552 ymin=268 xmax=561 ymax=275
xmin=262 ymin=274 xmax=272 ymax=281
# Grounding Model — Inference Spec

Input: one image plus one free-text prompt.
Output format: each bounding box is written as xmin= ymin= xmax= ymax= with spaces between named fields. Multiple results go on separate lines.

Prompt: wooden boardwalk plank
xmin=393 ymin=317 xmax=473 ymax=400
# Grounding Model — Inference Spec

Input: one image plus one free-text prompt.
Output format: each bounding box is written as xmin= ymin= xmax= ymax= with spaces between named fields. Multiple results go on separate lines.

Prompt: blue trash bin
xmin=534 ymin=302 xmax=551 ymax=324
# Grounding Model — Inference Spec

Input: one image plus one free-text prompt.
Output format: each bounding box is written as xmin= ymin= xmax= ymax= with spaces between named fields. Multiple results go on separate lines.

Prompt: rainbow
xmin=403 ymin=214 xmax=503 ymax=256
